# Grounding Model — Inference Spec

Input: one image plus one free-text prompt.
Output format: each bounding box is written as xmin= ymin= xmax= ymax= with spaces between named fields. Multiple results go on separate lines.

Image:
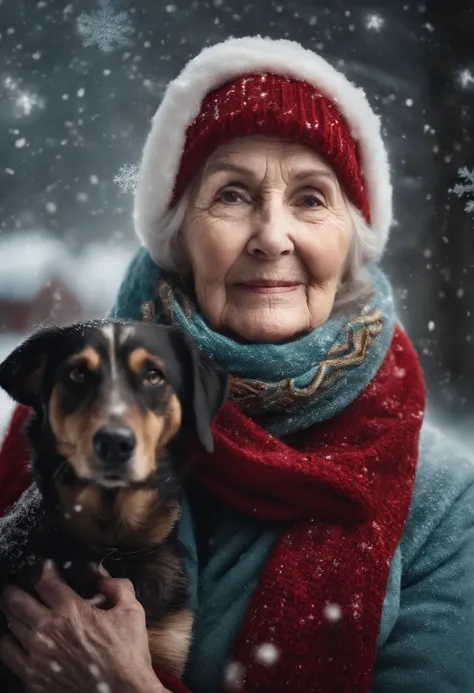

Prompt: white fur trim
xmin=134 ymin=36 xmax=392 ymax=261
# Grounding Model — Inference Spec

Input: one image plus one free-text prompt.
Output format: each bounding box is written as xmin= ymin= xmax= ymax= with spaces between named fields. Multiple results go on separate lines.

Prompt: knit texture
xmin=172 ymin=74 xmax=371 ymax=223
xmin=111 ymin=248 xmax=395 ymax=435
xmin=182 ymin=326 xmax=425 ymax=692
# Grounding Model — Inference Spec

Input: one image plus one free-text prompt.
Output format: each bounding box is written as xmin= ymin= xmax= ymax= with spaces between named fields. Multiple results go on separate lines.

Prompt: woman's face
xmin=181 ymin=136 xmax=354 ymax=342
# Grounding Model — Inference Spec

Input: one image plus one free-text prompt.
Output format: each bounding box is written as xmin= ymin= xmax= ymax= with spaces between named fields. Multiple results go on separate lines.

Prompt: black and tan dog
xmin=0 ymin=320 xmax=228 ymax=691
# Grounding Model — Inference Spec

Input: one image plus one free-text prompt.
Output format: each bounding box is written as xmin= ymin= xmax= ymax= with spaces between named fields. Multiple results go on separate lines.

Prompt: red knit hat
xmin=173 ymin=74 xmax=371 ymax=224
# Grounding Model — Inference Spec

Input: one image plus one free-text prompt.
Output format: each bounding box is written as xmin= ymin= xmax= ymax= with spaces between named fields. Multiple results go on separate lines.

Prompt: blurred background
xmin=0 ymin=0 xmax=473 ymax=439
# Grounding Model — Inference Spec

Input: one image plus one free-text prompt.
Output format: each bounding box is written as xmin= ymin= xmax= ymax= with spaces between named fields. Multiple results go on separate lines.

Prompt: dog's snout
xmin=93 ymin=425 xmax=136 ymax=465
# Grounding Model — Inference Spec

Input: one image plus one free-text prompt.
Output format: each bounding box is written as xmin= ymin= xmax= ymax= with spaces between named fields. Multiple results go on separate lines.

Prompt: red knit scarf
xmin=0 ymin=326 xmax=425 ymax=693
xmin=190 ymin=325 xmax=426 ymax=693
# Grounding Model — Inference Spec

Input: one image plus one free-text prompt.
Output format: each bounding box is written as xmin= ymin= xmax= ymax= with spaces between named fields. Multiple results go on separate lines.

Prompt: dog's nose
xmin=93 ymin=425 xmax=136 ymax=465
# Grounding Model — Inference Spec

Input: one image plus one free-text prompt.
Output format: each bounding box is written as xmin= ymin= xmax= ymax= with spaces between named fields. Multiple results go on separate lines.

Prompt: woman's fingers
xmin=0 ymin=633 xmax=29 ymax=679
xmin=35 ymin=560 xmax=81 ymax=609
xmin=98 ymin=576 xmax=137 ymax=607
xmin=6 ymin=615 xmax=35 ymax=651
xmin=2 ymin=586 xmax=47 ymax=628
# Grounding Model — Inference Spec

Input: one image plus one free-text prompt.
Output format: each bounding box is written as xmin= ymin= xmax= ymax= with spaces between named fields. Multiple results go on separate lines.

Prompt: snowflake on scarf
xmin=452 ymin=167 xmax=474 ymax=213
xmin=77 ymin=0 xmax=133 ymax=53
xmin=113 ymin=163 xmax=139 ymax=193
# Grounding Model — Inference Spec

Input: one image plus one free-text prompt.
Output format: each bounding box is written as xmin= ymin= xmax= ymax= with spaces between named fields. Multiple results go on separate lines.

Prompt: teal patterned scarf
xmin=111 ymin=247 xmax=396 ymax=436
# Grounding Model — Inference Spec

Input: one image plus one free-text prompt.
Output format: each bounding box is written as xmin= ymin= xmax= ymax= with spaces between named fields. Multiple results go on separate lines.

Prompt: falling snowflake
xmin=4 ymin=76 xmax=19 ymax=91
xmin=16 ymin=91 xmax=45 ymax=116
xmin=223 ymin=661 xmax=244 ymax=690
xmin=113 ymin=163 xmax=139 ymax=193
xmin=77 ymin=0 xmax=133 ymax=53
xmin=452 ymin=167 xmax=474 ymax=214
xmin=3 ymin=76 xmax=45 ymax=117
xmin=458 ymin=68 xmax=474 ymax=89
xmin=365 ymin=14 xmax=384 ymax=31
xmin=323 ymin=603 xmax=342 ymax=623
xmin=96 ymin=683 xmax=111 ymax=693
xmin=254 ymin=643 xmax=279 ymax=666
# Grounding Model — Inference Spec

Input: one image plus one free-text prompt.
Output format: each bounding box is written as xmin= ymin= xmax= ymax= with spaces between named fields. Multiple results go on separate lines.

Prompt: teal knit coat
xmin=170 ymin=421 xmax=474 ymax=693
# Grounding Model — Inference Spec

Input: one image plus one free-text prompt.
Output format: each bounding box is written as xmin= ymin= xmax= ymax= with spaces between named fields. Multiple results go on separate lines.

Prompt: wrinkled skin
xmin=181 ymin=136 xmax=354 ymax=342
xmin=0 ymin=561 xmax=168 ymax=693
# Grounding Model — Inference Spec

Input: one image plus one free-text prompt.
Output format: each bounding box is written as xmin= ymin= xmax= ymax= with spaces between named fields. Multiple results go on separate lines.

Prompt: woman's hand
xmin=0 ymin=560 xmax=167 ymax=693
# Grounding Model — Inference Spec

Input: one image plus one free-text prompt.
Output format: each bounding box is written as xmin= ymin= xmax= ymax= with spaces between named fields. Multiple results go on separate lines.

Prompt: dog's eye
xmin=143 ymin=368 xmax=165 ymax=386
xmin=69 ymin=366 xmax=86 ymax=383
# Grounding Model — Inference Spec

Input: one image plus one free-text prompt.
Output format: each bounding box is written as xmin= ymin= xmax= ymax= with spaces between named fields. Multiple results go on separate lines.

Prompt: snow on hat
xmin=134 ymin=36 xmax=392 ymax=262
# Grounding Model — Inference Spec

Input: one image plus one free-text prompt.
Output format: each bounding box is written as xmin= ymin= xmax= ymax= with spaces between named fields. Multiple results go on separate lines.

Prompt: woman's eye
xmin=299 ymin=195 xmax=322 ymax=208
xmin=218 ymin=188 xmax=248 ymax=204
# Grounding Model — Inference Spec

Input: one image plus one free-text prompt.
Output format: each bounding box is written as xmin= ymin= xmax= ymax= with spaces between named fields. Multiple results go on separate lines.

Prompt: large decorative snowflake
xmin=77 ymin=0 xmax=133 ymax=53
xmin=453 ymin=167 xmax=474 ymax=214
xmin=113 ymin=163 xmax=139 ymax=193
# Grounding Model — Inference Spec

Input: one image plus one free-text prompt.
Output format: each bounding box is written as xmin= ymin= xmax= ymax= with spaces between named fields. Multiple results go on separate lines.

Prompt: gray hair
xmin=148 ymin=189 xmax=378 ymax=317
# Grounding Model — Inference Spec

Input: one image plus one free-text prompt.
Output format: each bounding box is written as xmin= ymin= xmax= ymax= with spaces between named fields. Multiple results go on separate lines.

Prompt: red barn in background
xmin=0 ymin=234 xmax=85 ymax=334
xmin=0 ymin=276 xmax=84 ymax=334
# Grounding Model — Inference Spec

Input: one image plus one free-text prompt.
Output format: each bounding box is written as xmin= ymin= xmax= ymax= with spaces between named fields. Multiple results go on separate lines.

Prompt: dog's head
xmin=0 ymin=321 xmax=228 ymax=489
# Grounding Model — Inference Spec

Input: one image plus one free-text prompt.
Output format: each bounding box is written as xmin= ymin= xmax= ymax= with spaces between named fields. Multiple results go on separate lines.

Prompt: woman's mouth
xmin=235 ymin=281 xmax=301 ymax=294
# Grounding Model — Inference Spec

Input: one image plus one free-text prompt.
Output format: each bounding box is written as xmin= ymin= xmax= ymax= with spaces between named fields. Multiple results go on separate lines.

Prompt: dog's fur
xmin=0 ymin=320 xmax=228 ymax=691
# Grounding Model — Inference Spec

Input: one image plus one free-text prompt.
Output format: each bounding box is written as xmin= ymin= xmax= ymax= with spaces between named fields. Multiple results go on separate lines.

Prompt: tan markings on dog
xmin=115 ymin=494 xmax=179 ymax=545
xmin=56 ymin=482 xmax=179 ymax=547
xmin=128 ymin=348 xmax=165 ymax=376
xmin=147 ymin=609 xmax=194 ymax=677
xmin=49 ymin=383 xmax=104 ymax=479
xmin=69 ymin=347 xmax=101 ymax=371
xmin=160 ymin=393 xmax=182 ymax=448
xmin=122 ymin=390 xmax=182 ymax=480
xmin=123 ymin=407 xmax=164 ymax=479
xmin=116 ymin=488 xmax=156 ymax=532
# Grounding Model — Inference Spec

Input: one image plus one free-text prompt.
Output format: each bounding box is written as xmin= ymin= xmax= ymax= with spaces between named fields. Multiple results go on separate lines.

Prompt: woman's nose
xmin=246 ymin=202 xmax=294 ymax=260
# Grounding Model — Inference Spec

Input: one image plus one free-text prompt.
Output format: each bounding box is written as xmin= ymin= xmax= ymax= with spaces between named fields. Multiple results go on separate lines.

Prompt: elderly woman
xmin=0 ymin=36 xmax=473 ymax=693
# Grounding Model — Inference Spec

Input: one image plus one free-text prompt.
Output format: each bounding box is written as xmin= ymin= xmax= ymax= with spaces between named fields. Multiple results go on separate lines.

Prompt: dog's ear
xmin=169 ymin=327 xmax=228 ymax=453
xmin=0 ymin=327 xmax=61 ymax=408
